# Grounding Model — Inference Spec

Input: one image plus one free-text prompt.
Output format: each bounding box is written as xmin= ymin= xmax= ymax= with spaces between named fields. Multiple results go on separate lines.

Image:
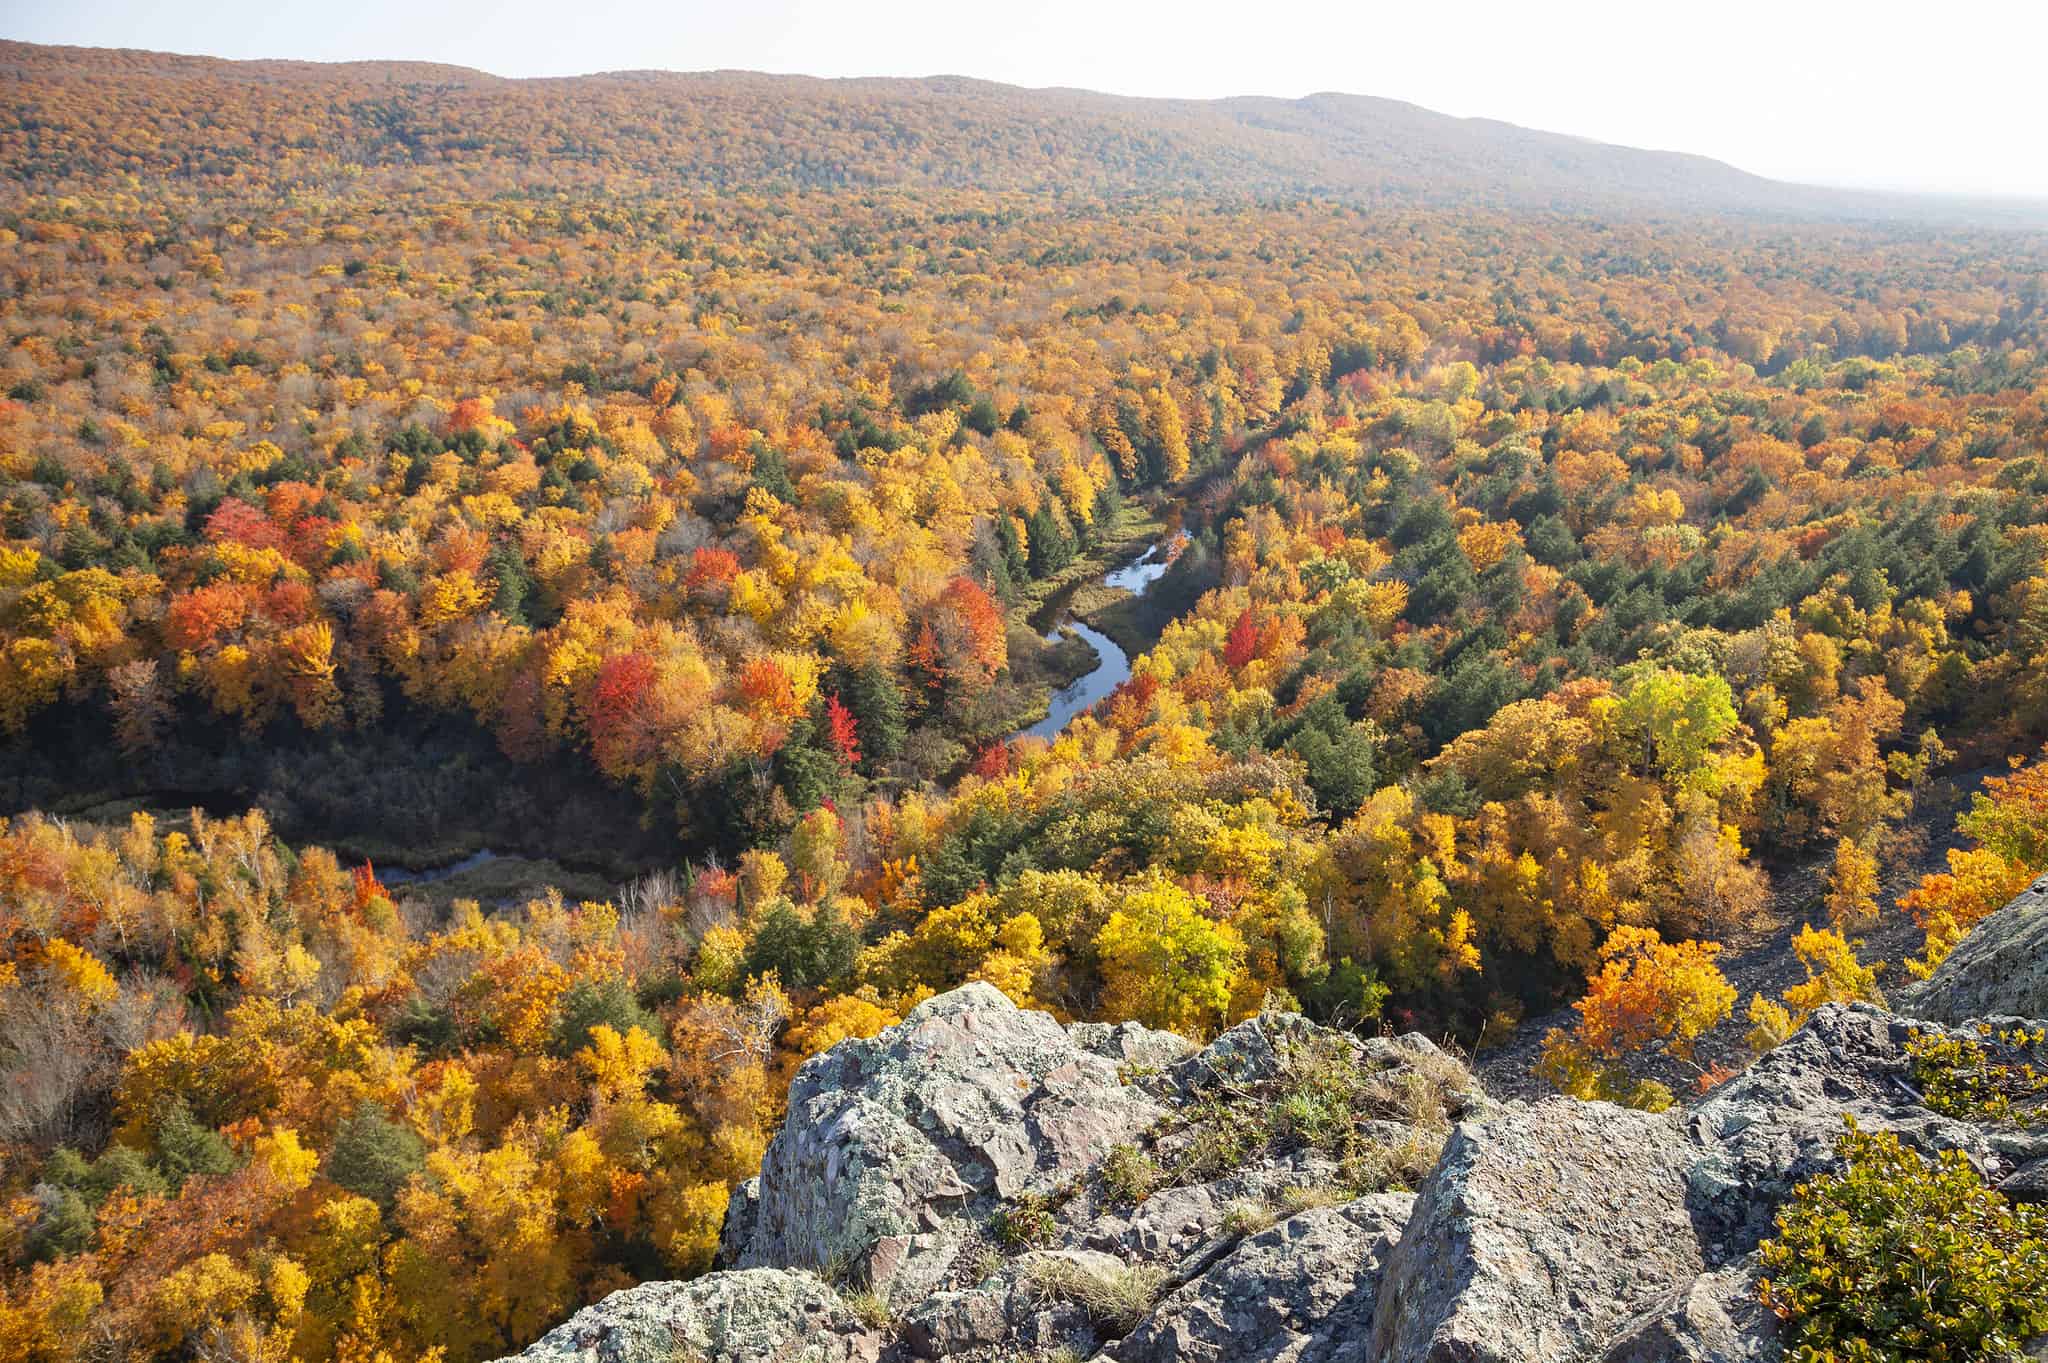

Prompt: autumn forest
xmin=3 ymin=39 xmax=2048 ymax=1363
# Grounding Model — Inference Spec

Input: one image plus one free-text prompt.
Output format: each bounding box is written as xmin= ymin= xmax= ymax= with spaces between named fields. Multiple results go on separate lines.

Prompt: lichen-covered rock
xmin=720 ymin=984 xmax=1168 ymax=1303
xmin=1368 ymin=1098 xmax=1704 ymax=1363
xmin=488 ymin=1268 xmax=877 ymax=1363
xmin=1683 ymin=1004 xmax=1994 ymax=1255
xmin=513 ymin=985 xmax=2041 ymax=1363
xmin=1165 ymin=1011 xmax=1350 ymax=1092
xmin=1593 ymin=1260 xmax=1779 ymax=1363
xmin=901 ymin=1251 xmax=1114 ymax=1361
xmin=1163 ymin=1012 xmax=1451 ymax=1096
xmin=1116 ymin=1193 xmax=1411 ymax=1363
xmin=1070 ymin=1019 xmax=1198 ymax=1073
xmin=1896 ymin=873 xmax=2048 ymax=1025
xmin=1084 ymin=1151 xmax=1342 ymax=1263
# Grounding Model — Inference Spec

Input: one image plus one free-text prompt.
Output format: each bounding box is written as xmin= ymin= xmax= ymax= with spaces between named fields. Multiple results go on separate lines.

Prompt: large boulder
xmin=1683 ymin=1004 xmax=1995 ymax=1255
xmin=1593 ymin=1260 xmax=1779 ymax=1363
xmin=1162 ymin=1010 xmax=1475 ymax=1107
xmin=719 ymin=984 xmax=1171 ymax=1303
xmin=489 ymin=1268 xmax=878 ymax=1363
xmin=1368 ymin=1098 xmax=1704 ymax=1363
xmin=1116 ymin=1193 xmax=1412 ymax=1363
xmin=1896 ymin=872 xmax=2048 ymax=1025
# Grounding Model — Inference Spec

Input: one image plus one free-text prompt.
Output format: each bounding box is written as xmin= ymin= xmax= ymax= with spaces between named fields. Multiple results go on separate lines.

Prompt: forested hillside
xmin=5 ymin=40 xmax=2028 ymax=217
xmin=3 ymin=41 xmax=2048 ymax=1363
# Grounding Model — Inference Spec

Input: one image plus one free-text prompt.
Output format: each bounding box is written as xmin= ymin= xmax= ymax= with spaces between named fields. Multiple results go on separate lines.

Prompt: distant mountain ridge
xmin=0 ymin=40 xmax=2035 ymax=222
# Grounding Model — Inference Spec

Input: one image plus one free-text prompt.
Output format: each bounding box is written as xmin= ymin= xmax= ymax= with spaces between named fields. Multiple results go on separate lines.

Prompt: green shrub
xmin=1160 ymin=1030 xmax=1473 ymax=1197
xmin=78 ymin=1143 xmax=167 ymax=1205
xmin=1098 ymin=1143 xmax=1160 ymax=1206
xmin=1906 ymin=1024 xmax=2047 ymax=1127
xmin=25 ymin=1187 xmax=94 ymax=1262
xmin=741 ymin=900 xmax=858 ymax=993
xmin=552 ymin=975 xmax=655 ymax=1057
xmin=989 ymin=1192 xmax=1057 ymax=1250
xmin=1758 ymin=1118 xmax=2048 ymax=1361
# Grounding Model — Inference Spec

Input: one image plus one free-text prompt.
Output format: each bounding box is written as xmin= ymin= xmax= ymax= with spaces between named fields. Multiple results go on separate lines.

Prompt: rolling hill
xmin=0 ymin=40 xmax=2029 ymax=220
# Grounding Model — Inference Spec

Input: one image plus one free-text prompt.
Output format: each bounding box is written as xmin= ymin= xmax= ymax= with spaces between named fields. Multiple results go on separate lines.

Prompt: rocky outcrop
xmin=493 ymin=983 xmax=2046 ymax=1363
xmin=1114 ymin=1193 xmax=1411 ymax=1363
xmin=1684 ymin=1003 xmax=1999 ymax=1253
xmin=1594 ymin=1261 xmax=1779 ymax=1363
xmin=718 ymin=983 xmax=1177 ymax=1303
xmin=1369 ymin=1099 xmax=1704 ymax=1363
xmin=1367 ymin=1003 xmax=2044 ymax=1363
xmin=503 ymin=1269 xmax=880 ymax=1363
xmin=1896 ymin=872 xmax=2048 ymax=1024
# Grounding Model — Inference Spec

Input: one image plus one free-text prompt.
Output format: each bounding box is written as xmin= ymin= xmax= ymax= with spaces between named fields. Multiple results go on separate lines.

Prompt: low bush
xmin=1757 ymin=1118 xmax=2048 ymax=1362
xmin=1906 ymin=1023 xmax=2048 ymax=1127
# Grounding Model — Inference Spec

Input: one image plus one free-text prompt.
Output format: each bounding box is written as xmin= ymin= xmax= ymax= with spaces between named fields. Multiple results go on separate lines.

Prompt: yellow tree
xmin=1146 ymin=386 xmax=1190 ymax=482
xmin=1745 ymin=924 xmax=1885 ymax=1053
xmin=1824 ymin=837 xmax=1881 ymax=931
xmin=1092 ymin=875 xmax=1245 ymax=1036
xmin=1537 ymin=926 xmax=1735 ymax=1110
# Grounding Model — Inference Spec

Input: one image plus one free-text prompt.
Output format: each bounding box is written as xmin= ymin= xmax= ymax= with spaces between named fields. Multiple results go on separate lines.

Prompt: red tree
xmin=824 ymin=692 xmax=860 ymax=767
xmin=162 ymin=583 xmax=250 ymax=651
xmin=351 ymin=862 xmax=388 ymax=910
xmin=1223 ymin=608 xmax=1260 ymax=670
xmin=736 ymin=657 xmax=800 ymax=719
xmin=204 ymin=498 xmax=285 ymax=551
xmin=940 ymin=576 xmax=1007 ymax=683
xmin=907 ymin=621 xmax=946 ymax=694
xmin=589 ymin=652 xmax=660 ymax=775
xmin=684 ymin=547 xmax=741 ymax=596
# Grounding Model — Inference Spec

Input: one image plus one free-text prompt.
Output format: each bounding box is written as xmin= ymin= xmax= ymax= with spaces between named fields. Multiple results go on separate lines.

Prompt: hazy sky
xmin=9 ymin=0 xmax=2047 ymax=198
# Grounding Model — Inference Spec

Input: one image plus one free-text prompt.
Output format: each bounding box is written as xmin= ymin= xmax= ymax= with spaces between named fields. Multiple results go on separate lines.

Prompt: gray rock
xmin=1070 ymin=1019 xmax=1198 ymax=1073
xmin=1896 ymin=873 xmax=2048 ymax=1024
xmin=1116 ymin=1194 xmax=1411 ymax=1363
xmin=1167 ymin=1011 xmax=1359 ymax=1092
xmin=1594 ymin=1260 xmax=1778 ymax=1363
xmin=716 ymin=1176 xmax=760 ymax=1267
xmin=2001 ymin=1156 xmax=2048 ymax=1204
xmin=1368 ymin=1098 xmax=1704 ymax=1363
xmin=1684 ymin=1004 xmax=1992 ymax=1254
xmin=1085 ymin=1152 xmax=1345 ymax=1264
xmin=902 ymin=1249 xmax=1132 ymax=1360
xmin=721 ymin=984 xmax=1167 ymax=1304
xmin=1095 ymin=1181 xmax=1231 ymax=1263
xmin=489 ymin=1268 xmax=877 ymax=1363
xmin=905 ymin=1244 xmax=1114 ymax=1358
xmin=902 ymin=1281 xmax=1017 ymax=1358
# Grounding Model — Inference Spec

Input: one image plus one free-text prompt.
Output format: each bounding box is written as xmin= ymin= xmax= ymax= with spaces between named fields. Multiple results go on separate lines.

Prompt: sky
xmin=8 ymin=0 xmax=2047 ymax=199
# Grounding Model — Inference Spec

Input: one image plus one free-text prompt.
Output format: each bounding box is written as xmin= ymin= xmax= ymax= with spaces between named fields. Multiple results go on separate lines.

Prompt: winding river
xmin=363 ymin=541 xmax=1178 ymax=885
xmin=378 ymin=847 xmax=502 ymax=887
xmin=1011 ymin=540 xmax=1175 ymax=744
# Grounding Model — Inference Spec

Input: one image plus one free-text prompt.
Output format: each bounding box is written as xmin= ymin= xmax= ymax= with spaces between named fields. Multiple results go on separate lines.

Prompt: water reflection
xmin=1012 ymin=540 xmax=1174 ymax=743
